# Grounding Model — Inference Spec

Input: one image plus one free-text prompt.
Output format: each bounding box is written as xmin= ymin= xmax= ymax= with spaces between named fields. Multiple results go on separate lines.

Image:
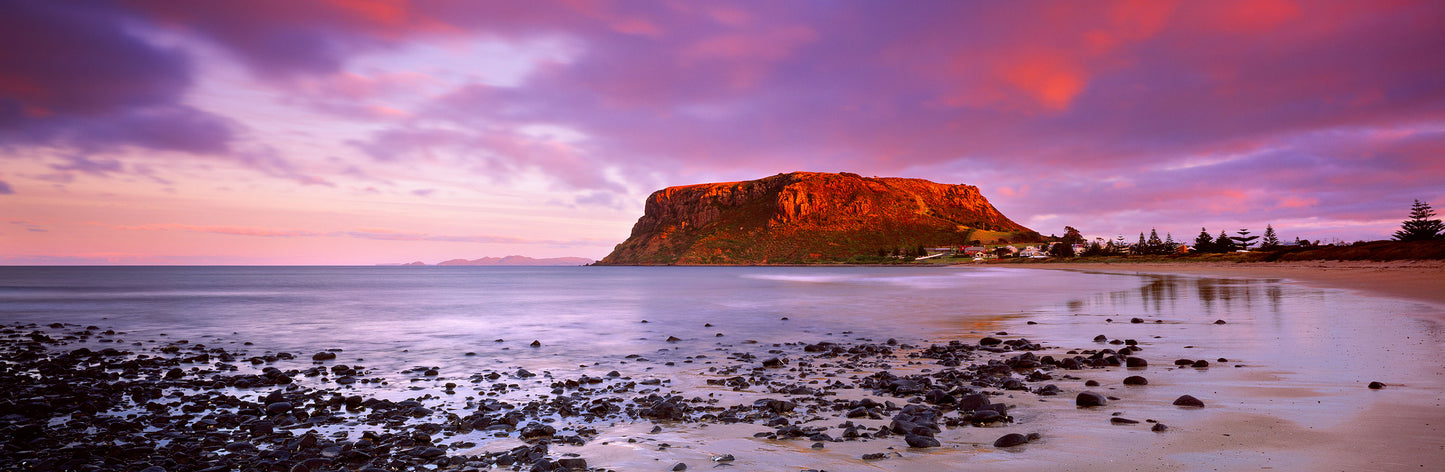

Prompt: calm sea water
xmin=0 ymin=266 xmax=1140 ymax=375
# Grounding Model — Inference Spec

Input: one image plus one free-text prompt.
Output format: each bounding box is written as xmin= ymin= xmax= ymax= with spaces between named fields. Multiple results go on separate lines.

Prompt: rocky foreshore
xmin=1 ymin=320 xmax=1238 ymax=472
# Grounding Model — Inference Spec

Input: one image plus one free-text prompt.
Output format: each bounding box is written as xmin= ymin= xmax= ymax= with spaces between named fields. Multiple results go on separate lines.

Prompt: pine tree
xmin=1260 ymin=225 xmax=1281 ymax=249
xmin=1215 ymin=230 xmax=1235 ymax=252
xmin=1234 ymin=228 xmax=1259 ymax=251
xmin=1194 ymin=228 xmax=1215 ymax=253
xmin=1163 ymin=233 xmax=1177 ymax=254
xmin=1135 ymin=233 xmax=1147 ymax=255
xmin=1147 ymin=229 xmax=1165 ymax=255
xmin=1393 ymin=199 xmax=1445 ymax=242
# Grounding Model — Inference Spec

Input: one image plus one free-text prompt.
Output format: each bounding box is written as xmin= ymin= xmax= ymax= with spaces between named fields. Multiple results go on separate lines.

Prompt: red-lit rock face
xmin=600 ymin=172 xmax=1039 ymax=265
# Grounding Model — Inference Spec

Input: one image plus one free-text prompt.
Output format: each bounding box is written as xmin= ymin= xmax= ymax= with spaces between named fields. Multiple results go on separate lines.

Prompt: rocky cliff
xmin=598 ymin=172 xmax=1039 ymax=265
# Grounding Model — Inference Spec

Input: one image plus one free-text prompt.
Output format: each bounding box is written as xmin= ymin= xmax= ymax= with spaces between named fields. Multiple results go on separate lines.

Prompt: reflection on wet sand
xmin=1070 ymin=272 xmax=1286 ymax=318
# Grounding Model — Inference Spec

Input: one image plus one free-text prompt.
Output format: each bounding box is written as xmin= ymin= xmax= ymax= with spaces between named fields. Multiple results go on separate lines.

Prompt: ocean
xmin=0 ymin=266 xmax=1145 ymax=381
xmin=2 ymin=265 xmax=1439 ymax=471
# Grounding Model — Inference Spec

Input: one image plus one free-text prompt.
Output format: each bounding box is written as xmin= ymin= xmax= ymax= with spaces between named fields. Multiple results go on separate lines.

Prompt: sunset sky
xmin=3 ymin=0 xmax=1443 ymax=264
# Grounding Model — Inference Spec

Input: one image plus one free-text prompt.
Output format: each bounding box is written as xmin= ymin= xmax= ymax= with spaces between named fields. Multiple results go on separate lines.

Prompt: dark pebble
xmin=1110 ymin=417 xmax=1139 ymax=425
xmin=993 ymin=433 xmax=1028 ymax=447
xmin=1214 ymin=319 xmax=1227 ymax=324
xmin=265 ymin=401 xmax=292 ymax=415
xmin=672 ymin=463 xmax=688 ymax=471
xmin=1368 ymin=381 xmax=1386 ymax=389
xmin=1076 ymin=391 xmax=1107 ymax=407
xmin=1172 ymin=395 xmax=1205 ymax=407
xmin=1152 ymin=423 xmax=1168 ymax=432
xmin=1123 ymin=375 xmax=1148 ymax=385
xmin=905 ymin=434 xmax=941 ymax=448
xmin=1125 ymin=357 xmax=1147 ymax=368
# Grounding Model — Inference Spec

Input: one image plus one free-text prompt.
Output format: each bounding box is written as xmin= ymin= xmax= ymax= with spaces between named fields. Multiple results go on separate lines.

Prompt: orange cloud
xmin=1279 ymin=195 xmax=1318 ymax=208
xmin=1003 ymin=53 xmax=1087 ymax=111
xmin=1211 ymin=0 xmax=1301 ymax=33
xmin=325 ymin=0 xmax=408 ymax=27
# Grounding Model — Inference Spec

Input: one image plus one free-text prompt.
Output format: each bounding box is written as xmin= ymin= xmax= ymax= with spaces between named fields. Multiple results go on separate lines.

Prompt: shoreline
xmin=1005 ymin=260 xmax=1445 ymax=308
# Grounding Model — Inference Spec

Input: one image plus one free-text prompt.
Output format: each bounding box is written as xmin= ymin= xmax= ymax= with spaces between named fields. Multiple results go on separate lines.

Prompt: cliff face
xmin=598 ymin=172 xmax=1039 ymax=265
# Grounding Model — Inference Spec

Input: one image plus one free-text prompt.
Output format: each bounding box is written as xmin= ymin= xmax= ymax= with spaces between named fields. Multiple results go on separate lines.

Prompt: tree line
xmin=1060 ymin=199 xmax=1443 ymax=258
xmin=1063 ymin=225 xmax=1284 ymax=256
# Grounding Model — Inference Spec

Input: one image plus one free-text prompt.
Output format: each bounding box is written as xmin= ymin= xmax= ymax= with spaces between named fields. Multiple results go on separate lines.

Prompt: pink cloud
xmin=5 ymin=0 xmax=1443 ymax=252
xmin=106 ymin=223 xmax=609 ymax=247
xmin=111 ymin=224 xmax=325 ymax=237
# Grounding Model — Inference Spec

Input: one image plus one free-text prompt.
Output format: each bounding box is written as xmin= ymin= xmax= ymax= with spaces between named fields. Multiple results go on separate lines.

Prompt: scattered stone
xmin=1368 ymin=381 xmax=1386 ymax=389
xmin=265 ymin=401 xmax=293 ymax=415
xmin=1125 ymin=357 xmax=1147 ymax=368
xmin=1110 ymin=417 xmax=1140 ymax=425
xmin=312 ymin=351 xmax=336 ymax=361
xmin=1123 ymin=375 xmax=1148 ymax=385
xmin=905 ymin=434 xmax=941 ymax=448
xmin=530 ymin=340 xmax=542 ymax=347
xmin=993 ymin=433 xmax=1029 ymax=447
xmin=862 ymin=453 xmax=888 ymax=461
xmin=1076 ymin=392 xmax=1107 ymax=407
xmin=713 ymin=454 xmax=735 ymax=462
xmin=1214 ymin=320 xmax=1227 ymax=324
xmin=1151 ymin=423 xmax=1168 ymax=432
xmin=672 ymin=463 xmax=688 ymax=471
xmin=1172 ymin=395 xmax=1205 ymax=407
xmin=1130 ymin=318 xmax=1144 ymax=324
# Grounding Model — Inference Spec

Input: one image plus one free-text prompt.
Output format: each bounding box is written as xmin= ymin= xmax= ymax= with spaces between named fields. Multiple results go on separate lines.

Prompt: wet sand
xmin=1006 ymin=260 xmax=1445 ymax=471
xmin=1025 ymin=260 xmax=1445 ymax=308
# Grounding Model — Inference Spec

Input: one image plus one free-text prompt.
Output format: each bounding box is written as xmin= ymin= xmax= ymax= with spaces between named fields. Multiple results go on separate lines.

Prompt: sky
xmin=2 ymin=0 xmax=1443 ymax=265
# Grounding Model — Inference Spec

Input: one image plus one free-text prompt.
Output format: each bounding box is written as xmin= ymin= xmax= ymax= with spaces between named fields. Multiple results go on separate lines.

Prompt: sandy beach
xmin=1022 ymin=260 xmax=1445 ymax=308
xmin=1001 ymin=260 xmax=1445 ymax=471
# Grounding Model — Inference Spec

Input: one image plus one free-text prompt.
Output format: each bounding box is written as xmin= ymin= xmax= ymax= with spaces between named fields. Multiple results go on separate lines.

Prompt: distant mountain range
xmin=384 ymin=256 xmax=594 ymax=266
xmin=438 ymin=256 xmax=593 ymax=266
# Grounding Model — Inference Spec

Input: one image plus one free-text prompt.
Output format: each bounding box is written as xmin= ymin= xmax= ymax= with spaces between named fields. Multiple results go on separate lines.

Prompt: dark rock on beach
xmin=1076 ymin=391 xmax=1108 ymax=407
xmin=1173 ymin=395 xmax=1206 ymax=407
xmin=905 ymin=434 xmax=941 ymax=448
xmin=993 ymin=433 xmax=1029 ymax=447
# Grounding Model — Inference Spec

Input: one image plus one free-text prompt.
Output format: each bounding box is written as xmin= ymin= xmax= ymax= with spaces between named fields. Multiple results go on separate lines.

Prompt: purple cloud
xmin=0 ymin=1 xmax=236 ymax=155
